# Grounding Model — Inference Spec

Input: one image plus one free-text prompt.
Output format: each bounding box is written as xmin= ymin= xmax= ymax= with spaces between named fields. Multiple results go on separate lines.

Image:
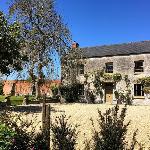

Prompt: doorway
xmin=105 ymin=83 xmax=113 ymax=103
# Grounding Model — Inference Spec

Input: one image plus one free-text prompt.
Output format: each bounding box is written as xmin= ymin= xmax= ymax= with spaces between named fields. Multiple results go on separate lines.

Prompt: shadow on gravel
xmin=0 ymin=105 xmax=65 ymax=113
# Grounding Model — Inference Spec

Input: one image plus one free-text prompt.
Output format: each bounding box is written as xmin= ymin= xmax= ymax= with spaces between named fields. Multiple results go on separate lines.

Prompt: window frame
xmin=134 ymin=84 xmax=144 ymax=96
xmin=134 ymin=60 xmax=144 ymax=73
xmin=105 ymin=62 xmax=113 ymax=73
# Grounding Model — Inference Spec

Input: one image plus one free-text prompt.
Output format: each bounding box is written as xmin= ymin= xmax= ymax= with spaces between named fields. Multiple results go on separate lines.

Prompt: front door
xmin=105 ymin=83 xmax=113 ymax=103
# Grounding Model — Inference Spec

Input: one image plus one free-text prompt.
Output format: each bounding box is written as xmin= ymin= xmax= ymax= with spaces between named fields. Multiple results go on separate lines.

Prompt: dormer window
xmin=78 ymin=64 xmax=84 ymax=75
xmin=134 ymin=60 xmax=144 ymax=72
xmin=105 ymin=62 xmax=113 ymax=73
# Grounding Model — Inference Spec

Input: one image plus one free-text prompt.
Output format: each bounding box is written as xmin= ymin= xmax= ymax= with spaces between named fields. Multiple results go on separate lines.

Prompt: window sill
xmin=134 ymin=72 xmax=144 ymax=75
xmin=105 ymin=72 xmax=113 ymax=74
xmin=78 ymin=74 xmax=84 ymax=76
xmin=133 ymin=96 xmax=145 ymax=99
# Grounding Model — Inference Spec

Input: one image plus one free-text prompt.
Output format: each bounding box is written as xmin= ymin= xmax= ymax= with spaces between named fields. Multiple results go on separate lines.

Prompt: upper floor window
xmin=134 ymin=60 xmax=144 ymax=72
xmin=78 ymin=64 xmax=84 ymax=75
xmin=134 ymin=84 xmax=144 ymax=96
xmin=105 ymin=62 xmax=113 ymax=73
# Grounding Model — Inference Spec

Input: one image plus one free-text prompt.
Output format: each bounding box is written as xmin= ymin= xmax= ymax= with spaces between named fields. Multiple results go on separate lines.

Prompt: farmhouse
xmin=74 ymin=41 xmax=150 ymax=105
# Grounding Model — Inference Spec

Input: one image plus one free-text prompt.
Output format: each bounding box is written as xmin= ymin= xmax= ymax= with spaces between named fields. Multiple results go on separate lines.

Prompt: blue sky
xmin=1 ymin=0 xmax=150 ymax=47
xmin=56 ymin=0 xmax=150 ymax=47
xmin=1 ymin=0 xmax=150 ymax=79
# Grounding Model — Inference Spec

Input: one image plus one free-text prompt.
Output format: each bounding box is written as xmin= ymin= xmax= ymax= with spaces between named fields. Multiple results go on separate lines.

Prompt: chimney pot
xmin=72 ymin=41 xmax=79 ymax=48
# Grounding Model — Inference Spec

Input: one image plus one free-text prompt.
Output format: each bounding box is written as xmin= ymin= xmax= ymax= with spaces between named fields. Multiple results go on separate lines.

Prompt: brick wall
xmin=3 ymin=80 xmax=61 ymax=96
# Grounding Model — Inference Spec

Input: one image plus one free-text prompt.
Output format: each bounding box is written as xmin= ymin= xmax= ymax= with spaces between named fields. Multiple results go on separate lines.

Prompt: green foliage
xmin=0 ymin=111 xmax=46 ymax=150
xmin=138 ymin=77 xmax=150 ymax=94
xmin=0 ymin=82 xmax=3 ymax=95
xmin=138 ymin=76 xmax=150 ymax=87
xmin=113 ymin=73 xmax=122 ymax=82
xmin=124 ymin=75 xmax=130 ymax=89
xmin=0 ymin=95 xmax=5 ymax=101
xmin=93 ymin=71 xmax=104 ymax=101
xmin=61 ymin=44 xmax=83 ymax=85
xmin=51 ymin=86 xmax=59 ymax=97
xmin=93 ymin=71 xmax=103 ymax=90
xmin=91 ymin=105 xmax=130 ymax=150
xmin=9 ymin=0 xmax=71 ymax=97
xmin=51 ymin=114 xmax=78 ymax=150
xmin=31 ymin=132 xmax=49 ymax=150
xmin=0 ymin=11 xmax=27 ymax=74
xmin=84 ymin=73 xmax=89 ymax=84
xmin=51 ymin=86 xmax=60 ymax=100
xmin=114 ymin=90 xmax=119 ymax=100
xmin=88 ymin=91 xmax=96 ymax=104
xmin=60 ymin=83 xmax=82 ymax=102
xmin=0 ymin=95 xmax=35 ymax=105
xmin=0 ymin=123 xmax=16 ymax=150
xmin=114 ymin=90 xmax=132 ymax=105
xmin=143 ymin=87 xmax=150 ymax=94
xmin=103 ymin=73 xmax=113 ymax=81
xmin=114 ymin=75 xmax=132 ymax=105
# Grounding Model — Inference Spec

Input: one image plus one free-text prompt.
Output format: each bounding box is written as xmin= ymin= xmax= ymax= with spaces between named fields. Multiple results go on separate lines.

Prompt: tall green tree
xmin=0 ymin=11 xmax=26 ymax=75
xmin=9 ymin=0 xmax=71 ymax=97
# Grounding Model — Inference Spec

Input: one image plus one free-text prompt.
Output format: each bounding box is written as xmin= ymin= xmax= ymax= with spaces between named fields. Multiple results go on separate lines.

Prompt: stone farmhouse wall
xmin=77 ymin=53 xmax=150 ymax=105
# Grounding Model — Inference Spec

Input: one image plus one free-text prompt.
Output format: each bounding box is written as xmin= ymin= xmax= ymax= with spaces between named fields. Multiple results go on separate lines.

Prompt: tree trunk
xmin=35 ymin=80 xmax=40 ymax=99
xmin=35 ymin=63 xmax=43 ymax=99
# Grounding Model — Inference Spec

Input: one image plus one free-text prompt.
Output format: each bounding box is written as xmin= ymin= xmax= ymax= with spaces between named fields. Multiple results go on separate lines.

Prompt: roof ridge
xmin=82 ymin=40 xmax=150 ymax=49
xmin=82 ymin=40 xmax=150 ymax=58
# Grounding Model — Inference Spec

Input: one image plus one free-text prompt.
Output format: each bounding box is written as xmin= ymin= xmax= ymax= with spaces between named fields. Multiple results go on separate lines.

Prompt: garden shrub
xmin=51 ymin=86 xmax=61 ymax=101
xmin=91 ymin=105 xmax=130 ymax=150
xmin=52 ymin=86 xmax=58 ymax=96
xmin=51 ymin=114 xmax=78 ymax=150
xmin=114 ymin=91 xmax=132 ymax=105
xmin=113 ymin=73 xmax=122 ymax=82
xmin=0 ymin=111 xmax=48 ymax=150
xmin=0 ymin=82 xmax=3 ymax=95
xmin=0 ymin=123 xmax=16 ymax=150
xmin=60 ymin=83 xmax=83 ymax=102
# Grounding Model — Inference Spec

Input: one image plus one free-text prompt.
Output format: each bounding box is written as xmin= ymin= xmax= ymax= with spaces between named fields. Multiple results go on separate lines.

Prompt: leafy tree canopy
xmin=0 ymin=11 xmax=27 ymax=75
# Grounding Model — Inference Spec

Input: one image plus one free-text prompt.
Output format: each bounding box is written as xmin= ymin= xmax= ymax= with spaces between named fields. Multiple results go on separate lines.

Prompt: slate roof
xmin=81 ymin=41 xmax=150 ymax=58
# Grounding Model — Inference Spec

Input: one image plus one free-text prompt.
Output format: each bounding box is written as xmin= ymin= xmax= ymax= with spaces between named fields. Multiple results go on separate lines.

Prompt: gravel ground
xmin=15 ymin=103 xmax=150 ymax=149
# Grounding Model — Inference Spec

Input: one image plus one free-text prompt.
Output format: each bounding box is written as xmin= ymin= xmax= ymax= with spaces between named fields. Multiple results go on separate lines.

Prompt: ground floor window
xmin=134 ymin=84 xmax=144 ymax=96
xmin=78 ymin=84 xmax=84 ymax=95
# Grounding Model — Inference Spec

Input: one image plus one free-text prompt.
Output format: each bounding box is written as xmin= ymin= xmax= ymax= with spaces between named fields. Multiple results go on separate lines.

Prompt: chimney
xmin=72 ymin=41 xmax=79 ymax=48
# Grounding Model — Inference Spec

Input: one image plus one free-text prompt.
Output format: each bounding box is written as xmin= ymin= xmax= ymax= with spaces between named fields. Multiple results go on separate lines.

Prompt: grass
xmin=0 ymin=95 xmax=6 ymax=101
xmin=0 ymin=95 xmax=35 ymax=106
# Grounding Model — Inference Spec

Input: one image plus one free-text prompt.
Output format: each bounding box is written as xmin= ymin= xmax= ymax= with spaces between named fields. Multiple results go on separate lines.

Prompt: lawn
xmin=0 ymin=95 xmax=35 ymax=105
xmin=21 ymin=103 xmax=150 ymax=150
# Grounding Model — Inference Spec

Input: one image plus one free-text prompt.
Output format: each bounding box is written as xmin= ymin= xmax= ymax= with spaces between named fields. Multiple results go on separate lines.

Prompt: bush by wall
xmin=60 ymin=83 xmax=83 ymax=102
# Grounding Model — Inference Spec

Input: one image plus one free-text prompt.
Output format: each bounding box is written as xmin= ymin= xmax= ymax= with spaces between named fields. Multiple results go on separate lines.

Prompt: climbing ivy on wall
xmin=137 ymin=77 xmax=150 ymax=94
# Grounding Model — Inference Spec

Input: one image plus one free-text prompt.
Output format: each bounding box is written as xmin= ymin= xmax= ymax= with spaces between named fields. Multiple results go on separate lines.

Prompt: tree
xmin=61 ymin=42 xmax=83 ymax=84
xmin=9 ymin=0 xmax=71 ymax=98
xmin=0 ymin=11 xmax=26 ymax=75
